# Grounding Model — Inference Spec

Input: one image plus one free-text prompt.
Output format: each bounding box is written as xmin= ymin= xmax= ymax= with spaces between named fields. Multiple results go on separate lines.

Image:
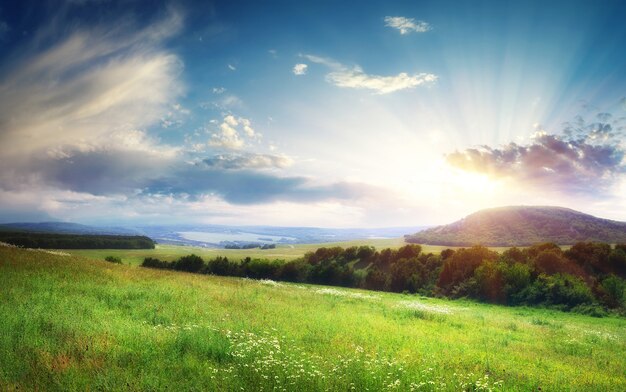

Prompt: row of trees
xmin=0 ymin=232 xmax=155 ymax=249
xmin=141 ymin=242 xmax=626 ymax=315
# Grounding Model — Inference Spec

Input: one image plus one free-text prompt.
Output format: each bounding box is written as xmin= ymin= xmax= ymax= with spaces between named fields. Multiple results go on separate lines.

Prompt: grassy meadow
xmin=1 ymin=244 xmax=625 ymax=391
xmin=66 ymin=238 xmax=408 ymax=265
xmin=66 ymin=238 xmax=513 ymax=266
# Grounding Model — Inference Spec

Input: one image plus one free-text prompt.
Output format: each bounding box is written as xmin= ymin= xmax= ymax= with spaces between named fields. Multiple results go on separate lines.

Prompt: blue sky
xmin=0 ymin=0 xmax=625 ymax=227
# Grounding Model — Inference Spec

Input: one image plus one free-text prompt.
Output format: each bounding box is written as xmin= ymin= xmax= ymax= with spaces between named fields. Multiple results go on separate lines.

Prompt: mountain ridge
xmin=405 ymin=206 xmax=626 ymax=246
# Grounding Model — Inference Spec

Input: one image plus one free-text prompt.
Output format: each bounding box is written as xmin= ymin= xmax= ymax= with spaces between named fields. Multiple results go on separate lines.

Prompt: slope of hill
xmin=0 ymin=221 xmax=139 ymax=235
xmin=405 ymin=206 xmax=626 ymax=246
xmin=1 ymin=244 xmax=625 ymax=390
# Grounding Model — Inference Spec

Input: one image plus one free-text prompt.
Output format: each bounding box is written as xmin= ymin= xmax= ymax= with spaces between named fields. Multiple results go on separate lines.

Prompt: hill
xmin=405 ymin=206 xmax=626 ymax=246
xmin=0 ymin=231 xmax=155 ymax=249
xmin=1 ymin=244 xmax=625 ymax=390
xmin=0 ymin=221 xmax=139 ymax=235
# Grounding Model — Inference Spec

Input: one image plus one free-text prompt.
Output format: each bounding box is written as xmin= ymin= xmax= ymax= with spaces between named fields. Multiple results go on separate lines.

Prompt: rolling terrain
xmin=1 ymin=244 xmax=625 ymax=390
xmin=406 ymin=206 xmax=626 ymax=246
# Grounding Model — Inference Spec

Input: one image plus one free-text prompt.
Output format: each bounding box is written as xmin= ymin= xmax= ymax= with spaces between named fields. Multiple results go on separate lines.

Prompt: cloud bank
xmin=447 ymin=116 xmax=626 ymax=195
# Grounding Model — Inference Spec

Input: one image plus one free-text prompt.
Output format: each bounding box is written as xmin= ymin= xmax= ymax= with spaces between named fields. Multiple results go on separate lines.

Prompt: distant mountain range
xmin=405 ymin=206 xmax=626 ymax=246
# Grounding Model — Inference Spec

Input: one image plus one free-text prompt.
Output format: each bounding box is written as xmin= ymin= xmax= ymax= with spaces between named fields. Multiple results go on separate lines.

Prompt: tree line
xmin=0 ymin=232 xmax=155 ymax=249
xmin=141 ymin=242 xmax=626 ymax=316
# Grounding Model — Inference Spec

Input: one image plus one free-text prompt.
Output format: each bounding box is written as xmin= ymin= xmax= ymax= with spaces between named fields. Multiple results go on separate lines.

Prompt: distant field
xmin=1 ymin=245 xmax=625 ymax=390
xmin=66 ymin=238 xmax=513 ymax=265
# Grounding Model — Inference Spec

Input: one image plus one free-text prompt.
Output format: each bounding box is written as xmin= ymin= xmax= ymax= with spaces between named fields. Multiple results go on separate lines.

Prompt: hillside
xmin=0 ymin=231 xmax=155 ymax=249
xmin=0 ymin=221 xmax=139 ymax=235
xmin=1 ymin=244 xmax=625 ymax=390
xmin=405 ymin=206 xmax=626 ymax=246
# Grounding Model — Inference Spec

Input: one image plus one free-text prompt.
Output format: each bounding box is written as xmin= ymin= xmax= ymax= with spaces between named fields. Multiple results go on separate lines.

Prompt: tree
xmin=175 ymin=254 xmax=205 ymax=272
xmin=437 ymin=245 xmax=498 ymax=294
xmin=608 ymin=248 xmax=626 ymax=275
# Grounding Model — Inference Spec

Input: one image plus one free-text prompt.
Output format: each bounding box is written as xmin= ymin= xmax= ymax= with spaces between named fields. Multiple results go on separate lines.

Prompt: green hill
xmin=2 ymin=244 xmax=625 ymax=390
xmin=405 ymin=206 xmax=626 ymax=246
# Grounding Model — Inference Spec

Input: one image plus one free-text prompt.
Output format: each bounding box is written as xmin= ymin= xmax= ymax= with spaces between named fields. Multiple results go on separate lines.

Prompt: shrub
xmin=600 ymin=275 xmax=626 ymax=308
xmin=276 ymin=260 xmax=309 ymax=282
xmin=571 ymin=304 xmax=607 ymax=318
xmin=174 ymin=254 xmax=205 ymax=273
xmin=142 ymin=257 xmax=171 ymax=269
xmin=538 ymin=273 xmax=594 ymax=309
xmin=104 ymin=255 xmax=122 ymax=264
xmin=205 ymin=256 xmax=237 ymax=276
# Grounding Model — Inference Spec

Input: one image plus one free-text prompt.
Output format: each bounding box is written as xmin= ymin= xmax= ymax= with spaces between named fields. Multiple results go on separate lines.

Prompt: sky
xmin=0 ymin=0 xmax=625 ymax=227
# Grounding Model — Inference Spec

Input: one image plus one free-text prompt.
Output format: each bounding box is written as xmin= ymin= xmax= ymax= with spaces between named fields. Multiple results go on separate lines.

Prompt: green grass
xmin=66 ymin=238 xmax=512 ymax=266
xmin=1 ymin=245 xmax=625 ymax=391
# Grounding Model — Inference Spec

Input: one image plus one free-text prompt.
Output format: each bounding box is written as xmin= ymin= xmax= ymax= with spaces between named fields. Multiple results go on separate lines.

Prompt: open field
xmin=66 ymin=238 xmax=514 ymax=266
xmin=1 ymin=245 xmax=625 ymax=390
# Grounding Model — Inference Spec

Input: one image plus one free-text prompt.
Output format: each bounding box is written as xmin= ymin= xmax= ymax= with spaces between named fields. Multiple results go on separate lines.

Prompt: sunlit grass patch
xmin=1 ymin=246 xmax=625 ymax=391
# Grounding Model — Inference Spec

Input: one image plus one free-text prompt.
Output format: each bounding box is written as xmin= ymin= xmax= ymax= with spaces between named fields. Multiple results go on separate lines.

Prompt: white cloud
xmin=200 ymin=95 xmax=243 ymax=110
xmin=204 ymin=153 xmax=293 ymax=170
xmin=303 ymin=54 xmax=437 ymax=94
xmin=224 ymin=114 xmax=238 ymax=127
xmin=207 ymin=115 xmax=260 ymax=150
xmin=328 ymin=67 xmax=437 ymax=94
xmin=293 ymin=63 xmax=308 ymax=75
xmin=0 ymin=9 xmax=185 ymax=206
xmin=228 ymin=63 xmax=236 ymax=71
xmin=212 ymin=87 xmax=226 ymax=94
xmin=161 ymin=103 xmax=190 ymax=128
xmin=384 ymin=16 xmax=431 ymax=35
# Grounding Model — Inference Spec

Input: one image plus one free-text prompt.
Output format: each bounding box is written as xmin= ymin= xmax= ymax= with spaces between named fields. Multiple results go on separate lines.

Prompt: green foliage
xmin=438 ymin=246 xmax=498 ymax=293
xmin=609 ymin=248 xmax=626 ymax=274
xmin=600 ymin=275 xmax=626 ymax=308
xmin=565 ymin=242 xmax=612 ymax=273
xmin=175 ymin=254 xmax=205 ymax=272
xmin=104 ymin=255 xmax=122 ymax=264
xmin=0 ymin=231 xmax=155 ymax=249
xmin=523 ymin=273 xmax=595 ymax=309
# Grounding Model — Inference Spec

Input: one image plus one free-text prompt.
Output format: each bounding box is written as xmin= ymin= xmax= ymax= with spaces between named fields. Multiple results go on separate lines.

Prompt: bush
xmin=205 ymin=256 xmax=237 ymax=276
xmin=536 ymin=273 xmax=594 ymax=309
xmin=600 ymin=275 xmax=626 ymax=308
xmin=142 ymin=257 xmax=171 ymax=269
xmin=571 ymin=304 xmax=607 ymax=318
xmin=104 ymin=255 xmax=122 ymax=264
xmin=175 ymin=254 xmax=205 ymax=273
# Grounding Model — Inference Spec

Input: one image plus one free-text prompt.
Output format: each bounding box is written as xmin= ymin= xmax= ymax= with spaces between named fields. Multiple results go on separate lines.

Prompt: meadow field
xmin=1 ymin=244 xmax=625 ymax=391
xmin=66 ymin=238 xmax=514 ymax=266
